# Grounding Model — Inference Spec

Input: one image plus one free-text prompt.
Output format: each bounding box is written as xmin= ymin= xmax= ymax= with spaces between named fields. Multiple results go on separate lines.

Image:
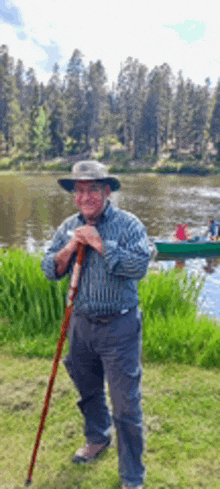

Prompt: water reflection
xmin=0 ymin=185 xmax=19 ymax=246
xmin=2 ymin=172 xmax=220 ymax=247
xmin=1 ymin=172 xmax=220 ymax=318
xmin=203 ymin=257 xmax=220 ymax=274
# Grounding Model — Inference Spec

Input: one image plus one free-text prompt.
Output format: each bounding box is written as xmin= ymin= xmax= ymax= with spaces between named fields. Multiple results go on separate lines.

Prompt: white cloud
xmin=0 ymin=23 xmax=46 ymax=65
xmin=1 ymin=0 xmax=220 ymax=87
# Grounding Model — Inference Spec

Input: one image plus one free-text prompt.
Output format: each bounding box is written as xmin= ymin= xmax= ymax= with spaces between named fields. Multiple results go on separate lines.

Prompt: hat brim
xmin=58 ymin=177 xmax=120 ymax=192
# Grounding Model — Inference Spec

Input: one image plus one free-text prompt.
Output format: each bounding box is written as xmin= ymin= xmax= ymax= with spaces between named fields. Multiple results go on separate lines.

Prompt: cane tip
xmin=25 ymin=479 xmax=32 ymax=486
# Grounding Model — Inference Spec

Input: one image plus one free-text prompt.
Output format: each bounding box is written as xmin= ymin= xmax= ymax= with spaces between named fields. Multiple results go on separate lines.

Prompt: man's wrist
xmin=97 ymin=242 xmax=103 ymax=254
xmin=56 ymin=242 xmax=76 ymax=272
xmin=65 ymin=241 xmax=75 ymax=254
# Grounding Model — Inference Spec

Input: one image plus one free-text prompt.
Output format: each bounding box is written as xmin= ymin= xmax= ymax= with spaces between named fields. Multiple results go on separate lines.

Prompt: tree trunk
xmin=85 ymin=128 xmax=90 ymax=151
xmin=154 ymin=132 xmax=160 ymax=157
xmin=131 ymin=124 xmax=137 ymax=158
xmin=123 ymin=123 xmax=129 ymax=150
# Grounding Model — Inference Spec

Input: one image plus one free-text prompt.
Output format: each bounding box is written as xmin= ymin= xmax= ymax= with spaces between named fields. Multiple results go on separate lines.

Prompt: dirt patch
xmin=0 ymin=379 xmax=37 ymax=411
xmin=0 ymin=374 xmax=73 ymax=412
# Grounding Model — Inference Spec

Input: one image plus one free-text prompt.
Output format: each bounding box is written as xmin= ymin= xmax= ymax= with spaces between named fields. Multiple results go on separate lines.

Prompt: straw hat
xmin=58 ymin=160 xmax=120 ymax=192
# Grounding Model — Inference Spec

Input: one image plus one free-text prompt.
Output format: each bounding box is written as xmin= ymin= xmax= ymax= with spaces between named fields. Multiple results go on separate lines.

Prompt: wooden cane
xmin=25 ymin=243 xmax=85 ymax=486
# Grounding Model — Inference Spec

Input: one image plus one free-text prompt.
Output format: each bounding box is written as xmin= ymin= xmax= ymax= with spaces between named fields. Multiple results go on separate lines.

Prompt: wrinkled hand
xmin=71 ymin=225 xmax=103 ymax=254
xmin=56 ymin=225 xmax=103 ymax=277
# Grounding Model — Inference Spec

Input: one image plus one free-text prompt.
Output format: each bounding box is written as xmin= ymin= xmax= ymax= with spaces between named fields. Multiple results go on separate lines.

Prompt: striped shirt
xmin=41 ymin=200 xmax=151 ymax=317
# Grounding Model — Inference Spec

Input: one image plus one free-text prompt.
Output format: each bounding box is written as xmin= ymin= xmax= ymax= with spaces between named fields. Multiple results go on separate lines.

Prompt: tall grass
xmin=0 ymin=248 xmax=69 ymax=355
xmin=0 ymin=248 xmax=220 ymax=368
xmin=139 ymin=271 xmax=220 ymax=368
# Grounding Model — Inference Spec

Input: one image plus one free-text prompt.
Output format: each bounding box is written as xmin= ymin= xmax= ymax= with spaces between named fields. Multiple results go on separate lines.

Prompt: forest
xmin=1 ymin=43 xmax=220 ymax=169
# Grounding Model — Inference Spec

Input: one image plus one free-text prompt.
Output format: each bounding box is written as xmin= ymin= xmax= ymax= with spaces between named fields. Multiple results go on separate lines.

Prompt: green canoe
xmin=154 ymin=237 xmax=220 ymax=259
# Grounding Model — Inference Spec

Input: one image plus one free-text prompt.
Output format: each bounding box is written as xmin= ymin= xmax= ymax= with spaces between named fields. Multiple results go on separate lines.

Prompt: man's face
xmin=74 ymin=180 xmax=111 ymax=221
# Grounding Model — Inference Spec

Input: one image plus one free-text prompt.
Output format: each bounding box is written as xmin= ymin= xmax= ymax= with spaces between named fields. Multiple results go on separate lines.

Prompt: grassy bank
xmin=1 ymin=153 xmax=220 ymax=175
xmin=1 ymin=354 xmax=220 ymax=488
xmin=1 ymin=248 xmax=220 ymax=368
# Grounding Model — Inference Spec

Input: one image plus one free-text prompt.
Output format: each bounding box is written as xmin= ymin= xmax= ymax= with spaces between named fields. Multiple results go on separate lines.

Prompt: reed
xmin=0 ymin=248 xmax=220 ymax=368
xmin=139 ymin=271 xmax=220 ymax=368
xmin=0 ymin=248 xmax=69 ymax=349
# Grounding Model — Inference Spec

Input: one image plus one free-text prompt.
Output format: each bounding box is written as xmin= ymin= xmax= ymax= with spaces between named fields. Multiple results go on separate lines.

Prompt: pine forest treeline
xmin=1 ymin=44 xmax=220 ymax=164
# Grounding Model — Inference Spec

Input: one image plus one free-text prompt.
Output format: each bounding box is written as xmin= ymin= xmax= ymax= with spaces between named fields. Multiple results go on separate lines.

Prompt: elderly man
xmin=41 ymin=161 xmax=150 ymax=489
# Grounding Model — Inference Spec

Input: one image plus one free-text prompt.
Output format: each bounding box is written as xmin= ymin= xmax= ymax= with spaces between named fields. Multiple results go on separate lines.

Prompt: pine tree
xmin=172 ymin=75 xmax=209 ymax=158
xmin=64 ymin=49 xmax=85 ymax=150
xmin=46 ymin=63 xmax=65 ymax=156
xmin=107 ymin=84 xmax=121 ymax=140
xmin=7 ymin=81 xmax=24 ymax=151
xmin=0 ymin=45 xmax=25 ymax=154
xmin=24 ymin=67 xmax=38 ymax=115
xmin=0 ymin=45 xmax=12 ymax=152
xmin=27 ymin=83 xmax=41 ymax=155
xmin=172 ymin=70 xmax=186 ymax=152
xmin=117 ymin=57 xmax=148 ymax=157
xmin=210 ymin=78 xmax=220 ymax=158
xmin=201 ymin=78 xmax=213 ymax=164
xmin=140 ymin=63 xmax=172 ymax=157
xmin=82 ymin=59 xmax=108 ymax=151
xmin=15 ymin=59 xmax=25 ymax=110
xmin=34 ymin=105 xmax=51 ymax=161
xmin=190 ymin=81 xmax=210 ymax=157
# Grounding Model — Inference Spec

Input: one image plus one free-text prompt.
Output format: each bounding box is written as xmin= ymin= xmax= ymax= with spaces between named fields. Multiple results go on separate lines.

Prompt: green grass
xmin=1 ymin=249 xmax=220 ymax=487
xmin=1 ymin=354 xmax=220 ymax=488
xmin=1 ymin=155 xmax=220 ymax=175
xmin=108 ymin=166 xmax=152 ymax=174
xmin=1 ymin=248 xmax=220 ymax=368
xmin=0 ymin=248 xmax=69 ymax=357
xmin=139 ymin=272 xmax=220 ymax=369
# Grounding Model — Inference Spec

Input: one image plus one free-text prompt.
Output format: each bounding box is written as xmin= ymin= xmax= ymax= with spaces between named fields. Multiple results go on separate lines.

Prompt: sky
xmin=1 ymin=0 xmax=220 ymax=88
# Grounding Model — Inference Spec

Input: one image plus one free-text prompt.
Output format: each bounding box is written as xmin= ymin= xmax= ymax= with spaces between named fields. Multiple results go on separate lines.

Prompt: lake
xmin=1 ymin=171 xmax=220 ymax=318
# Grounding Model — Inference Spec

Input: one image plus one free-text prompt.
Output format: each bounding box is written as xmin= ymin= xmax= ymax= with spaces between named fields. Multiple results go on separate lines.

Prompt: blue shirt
xmin=208 ymin=220 xmax=220 ymax=237
xmin=41 ymin=200 xmax=151 ymax=317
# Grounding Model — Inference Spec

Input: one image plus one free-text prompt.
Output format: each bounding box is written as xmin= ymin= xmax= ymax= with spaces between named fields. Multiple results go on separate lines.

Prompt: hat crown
xmin=72 ymin=160 xmax=108 ymax=180
xmin=58 ymin=159 xmax=120 ymax=192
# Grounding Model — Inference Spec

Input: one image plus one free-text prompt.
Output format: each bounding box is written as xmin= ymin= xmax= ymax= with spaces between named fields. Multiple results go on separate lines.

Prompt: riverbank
xmin=1 ymin=353 xmax=220 ymax=489
xmin=1 ymin=154 xmax=220 ymax=175
xmin=1 ymin=248 xmax=220 ymax=368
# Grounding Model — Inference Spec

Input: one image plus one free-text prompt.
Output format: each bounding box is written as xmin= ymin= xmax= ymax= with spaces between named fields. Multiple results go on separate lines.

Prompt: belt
xmin=84 ymin=308 xmax=130 ymax=323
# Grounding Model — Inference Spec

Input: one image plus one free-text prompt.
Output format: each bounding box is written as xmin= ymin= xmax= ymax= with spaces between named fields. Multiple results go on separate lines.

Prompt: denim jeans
xmin=64 ymin=306 xmax=146 ymax=486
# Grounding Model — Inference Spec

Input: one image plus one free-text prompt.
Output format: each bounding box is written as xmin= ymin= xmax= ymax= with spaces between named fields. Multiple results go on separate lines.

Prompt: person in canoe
xmin=203 ymin=221 xmax=220 ymax=272
xmin=173 ymin=224 xmax=192 ymax=269
xmin=174 ymin=223 xmax=192 ymax=242
xmin=206 ymin=220 xmax=220 ymax=241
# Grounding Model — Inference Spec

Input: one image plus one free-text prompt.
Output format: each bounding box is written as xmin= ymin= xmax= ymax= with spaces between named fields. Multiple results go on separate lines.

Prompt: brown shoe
xmin=73 ymin=440 xmax=110 ymax=464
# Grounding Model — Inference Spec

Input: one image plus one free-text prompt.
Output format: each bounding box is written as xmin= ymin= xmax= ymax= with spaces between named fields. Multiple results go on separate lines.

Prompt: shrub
xmin=0 ymin=157 xmax=11 ymax=169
